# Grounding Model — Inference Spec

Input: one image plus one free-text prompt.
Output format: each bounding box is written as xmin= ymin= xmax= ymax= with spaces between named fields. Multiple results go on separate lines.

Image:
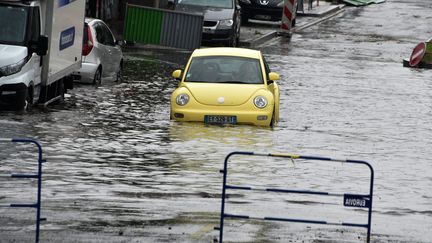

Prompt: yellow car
xmin=170 ymin=47 xmax=280 ymax=127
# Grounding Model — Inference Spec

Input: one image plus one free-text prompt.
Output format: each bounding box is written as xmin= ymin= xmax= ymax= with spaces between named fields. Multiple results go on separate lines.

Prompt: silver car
xmin=73 ymin=18 xmax=123 ymax=84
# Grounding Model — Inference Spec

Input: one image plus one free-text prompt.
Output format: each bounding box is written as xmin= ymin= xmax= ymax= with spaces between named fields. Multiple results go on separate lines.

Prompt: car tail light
xmin=82 ymin=25 xmax=93 ymax=56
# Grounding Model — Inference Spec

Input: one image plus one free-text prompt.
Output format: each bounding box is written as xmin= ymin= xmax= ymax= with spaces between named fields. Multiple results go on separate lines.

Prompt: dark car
xmin=239 ymin=0 xmax=297 ymax=25
xmin=174 ymin=0 xmax=241 ymax=47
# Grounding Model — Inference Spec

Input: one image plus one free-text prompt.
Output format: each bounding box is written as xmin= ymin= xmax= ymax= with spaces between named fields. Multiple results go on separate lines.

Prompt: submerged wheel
xmin=229 ymin=35 xmax=238 ymax=47
xmin=116 ymin=62 xmax=124 ymax=82
xmin=93 ymin=67 xmax=102 ymax=85
xmin=270 ymin=109 xmax=276 ymax=128
xmin=16 ymin=87 xmax=33 ymax=112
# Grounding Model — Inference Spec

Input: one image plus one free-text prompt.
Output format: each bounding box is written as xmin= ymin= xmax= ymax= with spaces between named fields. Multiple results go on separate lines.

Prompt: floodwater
xmin=1 ymin=0 xmax=431 ymax=242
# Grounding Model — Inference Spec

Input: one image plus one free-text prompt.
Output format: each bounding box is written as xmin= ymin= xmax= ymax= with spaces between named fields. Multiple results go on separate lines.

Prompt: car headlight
xmin=239 ymin=0 xmax=251 ymax=4
xmin=176 ymin=94 xmax=189 ymax=106
xmin=0 ymin=58 xmax=26 ymax=77
xmin=254 ymin=96 xmax=268 ymax=109
xmin=218 ymin=19 xmax=234 ymax=29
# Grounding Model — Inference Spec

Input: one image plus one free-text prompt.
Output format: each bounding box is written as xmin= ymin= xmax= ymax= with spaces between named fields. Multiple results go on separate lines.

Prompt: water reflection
xmin=1 ymin=2 xmax=432 ymax=241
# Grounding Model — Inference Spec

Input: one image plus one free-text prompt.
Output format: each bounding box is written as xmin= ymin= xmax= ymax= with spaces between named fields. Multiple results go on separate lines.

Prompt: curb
xmin=295 ymin=7 xmax=345 ymax=32
xmin=242 ymin=31 xmax=279 ymax=47
xmin=297 ymin=4 xmax=345 ymax=17
xmin=243 ymin=4 xmax=346 ymax=47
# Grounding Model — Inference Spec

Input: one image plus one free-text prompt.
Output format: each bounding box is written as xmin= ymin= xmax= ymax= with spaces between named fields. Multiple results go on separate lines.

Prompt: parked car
xmin=239 ymin=0 xmax=297 ymax=25
xmin=174 ymin=0 xmax=241 ymax=47
xmin=170 ymin=47 xmax=280 ymax=127
xmin=73 ymin=18 xmax=123 ymax=84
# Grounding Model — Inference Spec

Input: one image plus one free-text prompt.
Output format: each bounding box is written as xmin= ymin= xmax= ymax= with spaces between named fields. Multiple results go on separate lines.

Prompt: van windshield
xmin=0 ymin=5 xmax=28 ymax=45
xmin=178 ymin=0 xmax=233 ymax=9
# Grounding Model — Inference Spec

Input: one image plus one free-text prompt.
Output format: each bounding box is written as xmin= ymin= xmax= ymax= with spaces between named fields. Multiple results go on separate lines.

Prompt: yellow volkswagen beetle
xmin=170 ymin=47 xmax=280 ymax=127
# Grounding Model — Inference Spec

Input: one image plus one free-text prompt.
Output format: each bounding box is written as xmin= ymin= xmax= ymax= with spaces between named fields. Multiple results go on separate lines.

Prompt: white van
xmin=0 ymin=0 xmax=85 ymax=111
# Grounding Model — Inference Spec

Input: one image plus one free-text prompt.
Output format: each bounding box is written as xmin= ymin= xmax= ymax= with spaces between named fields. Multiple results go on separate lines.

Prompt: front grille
xmin=203 ymin=21 xmax=218 ymax=27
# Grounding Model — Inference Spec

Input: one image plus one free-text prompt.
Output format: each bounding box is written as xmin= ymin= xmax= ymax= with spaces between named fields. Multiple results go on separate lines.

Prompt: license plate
xmin=255 ymin=14 xmax=271 ymax=20
xmin=203 ymin=28 xmax=213 ymax=33
xmin=204 ymin=115 xmax=237 ymax=125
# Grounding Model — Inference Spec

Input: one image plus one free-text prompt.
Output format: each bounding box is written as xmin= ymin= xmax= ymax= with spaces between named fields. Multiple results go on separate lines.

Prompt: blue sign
xmin=58 ymin=0 xmax=76 ymax=7
xmin=343 ymin=194 xmax=371 ymax=208
xmin=59 ymin=27 xmax=75 ymax=51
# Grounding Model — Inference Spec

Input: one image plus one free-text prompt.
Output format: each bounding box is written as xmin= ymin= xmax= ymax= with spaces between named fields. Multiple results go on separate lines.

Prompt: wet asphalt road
xmin=1 ymin=0 xmax=432 ymax=242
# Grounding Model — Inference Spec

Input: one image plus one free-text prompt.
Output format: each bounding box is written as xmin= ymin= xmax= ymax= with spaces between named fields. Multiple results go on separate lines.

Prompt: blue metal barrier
xmin=217 ymin=151 xmax=374 ymax=243
xmin=0 ymin=138 xmax=46 ymax=243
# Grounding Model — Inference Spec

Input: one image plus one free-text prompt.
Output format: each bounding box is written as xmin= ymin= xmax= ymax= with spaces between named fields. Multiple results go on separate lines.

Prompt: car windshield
xmin=0 ymin=5 xmax=28 ymax=45
xmin=178 ymin=0 xmax=233 ymax=9
xmin=185 ymin=56 xmax=264 ymax=84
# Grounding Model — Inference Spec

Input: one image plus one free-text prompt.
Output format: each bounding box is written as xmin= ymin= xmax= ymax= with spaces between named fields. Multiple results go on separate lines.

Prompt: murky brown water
xmin=1 ymin=0 xmax=431 ymax=242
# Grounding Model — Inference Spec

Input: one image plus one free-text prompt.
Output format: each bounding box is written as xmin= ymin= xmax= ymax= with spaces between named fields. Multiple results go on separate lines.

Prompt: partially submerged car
xmin=239 ymin=0 xmax=297 ymax=25
xmin=170 ymin=47 xmax=280 ymax=127
xmin=174 ymin=0 xmax=241 ymax=47
xmin=73 ymin=18 xmax=123 ymax=84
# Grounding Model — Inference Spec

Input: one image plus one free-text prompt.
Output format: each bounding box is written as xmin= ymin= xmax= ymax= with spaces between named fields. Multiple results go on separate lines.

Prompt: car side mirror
xmin=116 ymin=40 xmax=125 ymax=46
xmin=35 ymin=35 xmax=48 ymax=56
xmin=172 ymin=70 xmax=182 ymax=80
xmin=268 ymin=72 xmax=280 ymax=84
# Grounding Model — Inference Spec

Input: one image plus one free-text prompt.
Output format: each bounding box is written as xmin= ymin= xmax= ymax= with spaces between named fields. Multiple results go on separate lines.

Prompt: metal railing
xmin=0 ymin=138 xmax=46 ymax=243
xmin=124 ymin=4 xmax=203 ymax=50
xmin=217 ymin=151 xmax=374 ymax=243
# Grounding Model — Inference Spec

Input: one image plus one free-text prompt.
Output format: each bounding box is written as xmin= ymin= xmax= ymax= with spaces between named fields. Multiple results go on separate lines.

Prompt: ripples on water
xmin=1 ymin=2 xmax=432 ymax=241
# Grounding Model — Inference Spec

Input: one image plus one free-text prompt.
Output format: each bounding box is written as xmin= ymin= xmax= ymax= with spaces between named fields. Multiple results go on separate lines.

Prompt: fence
xmin=0 ymin=138 xmax=46 ymax=243
xmin=217 ymin=151 xmax=374 ymax=243
xmin=124 ymin=4 xmax=203 ymax=50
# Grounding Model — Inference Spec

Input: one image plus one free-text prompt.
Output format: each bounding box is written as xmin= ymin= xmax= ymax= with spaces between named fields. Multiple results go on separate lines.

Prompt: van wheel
xmin=93 ymin=67 xmax=102 ymax=85
xmin=16 ymin=88 xmax=32 ymax=112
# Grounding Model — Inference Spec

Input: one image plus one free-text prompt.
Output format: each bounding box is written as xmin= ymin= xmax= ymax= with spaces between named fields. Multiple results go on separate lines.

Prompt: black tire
xmin=93 ymin=67 xmax=102 ymax=85
xmin=229 ymin=35 xmax=238 ymax=47
xmin=270 ymin=109 xmax=276 ymax=128
xmin=229 ymin=25 xmax=240 ymax=47
xmin=16 ymin=87 xmax=32 ymax=112
xmin=116 ymin=62 xmax=124 ymax=82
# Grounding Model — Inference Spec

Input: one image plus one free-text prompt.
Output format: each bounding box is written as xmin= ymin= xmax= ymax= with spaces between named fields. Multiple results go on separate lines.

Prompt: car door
xmin=263 ymin=56 xmax=279 ymax=122
xmin=100 ymin=22 xmax=122 ymax=77
xmin=93 ymin=22 xmax=111 ymax=78
xmin=28 ymin=7 xmax=42 ymax=102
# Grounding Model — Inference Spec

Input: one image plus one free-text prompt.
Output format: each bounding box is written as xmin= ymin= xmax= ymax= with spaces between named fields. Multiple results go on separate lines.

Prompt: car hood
xmin=176 ymin=4 xmax=234 ymax=20
xmin=0 ymin=44 xmax=27 ymax=67
xmin=251 ymin=0 xmax=283 ymax=8
xmin=184 ymin=82 xmax=263 ymax=106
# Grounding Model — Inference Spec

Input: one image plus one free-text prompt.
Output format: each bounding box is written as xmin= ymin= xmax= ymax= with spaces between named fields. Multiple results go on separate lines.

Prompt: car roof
xmin=85 ymin=17 xmax=102 ymax=24
xmin=192 ymin=48 xmax=262 ymax=59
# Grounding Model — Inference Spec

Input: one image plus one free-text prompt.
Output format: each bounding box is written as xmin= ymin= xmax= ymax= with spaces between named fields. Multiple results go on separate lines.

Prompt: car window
xmin=185 ymin=56 xmax=263 ymax=84
xmin=94 ymin=23 xmax=106 ymax=45
xmin=83 ymin=24 xmax=89 ymax=45
xmin=100 ymin=22 xmax=115 ymax=46
xmin=178 ymin=0 xmax=233 ymax=9
xmin=30 ymin=7 xmax=40 ymax=43
xmin=262 ymin=55 xmax=271 ymax=79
